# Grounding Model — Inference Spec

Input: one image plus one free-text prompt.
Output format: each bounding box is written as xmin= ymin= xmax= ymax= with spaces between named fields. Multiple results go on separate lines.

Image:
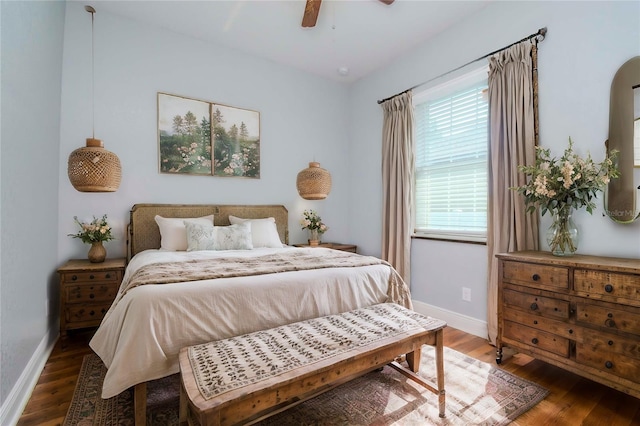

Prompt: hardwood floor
xmin=17 ymin=326 xmax=640 ymax=426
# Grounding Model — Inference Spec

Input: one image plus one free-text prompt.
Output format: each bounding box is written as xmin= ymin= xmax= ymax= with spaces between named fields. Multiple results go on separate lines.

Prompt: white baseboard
xmin=0 ymin=327 xmax=58 ymax=426
xmin=412 ymin=300 xmax=488 ymax=339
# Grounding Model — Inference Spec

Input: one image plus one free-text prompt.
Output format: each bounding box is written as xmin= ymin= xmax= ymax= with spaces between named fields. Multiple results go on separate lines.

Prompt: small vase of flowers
xmin=512 ymin=138 xmax=618 ymax=256
xmin=300 ymin=210 xmax=328 ymax=246
xmin=68 ymin=215 xmax=115 ymax=262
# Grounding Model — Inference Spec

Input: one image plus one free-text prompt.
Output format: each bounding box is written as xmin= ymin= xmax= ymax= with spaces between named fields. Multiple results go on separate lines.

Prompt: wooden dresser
xmin=58 ymin=258 xmax=125 ymax=341
xmin=496 ymin=251 xmax=640 ymax=399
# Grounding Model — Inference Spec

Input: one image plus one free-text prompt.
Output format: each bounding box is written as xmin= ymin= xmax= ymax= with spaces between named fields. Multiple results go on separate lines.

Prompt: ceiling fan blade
xmin=302 ymin=0 xmax=322 ymax=28
xmin=379 ymin=0 xmax=395 ymax=4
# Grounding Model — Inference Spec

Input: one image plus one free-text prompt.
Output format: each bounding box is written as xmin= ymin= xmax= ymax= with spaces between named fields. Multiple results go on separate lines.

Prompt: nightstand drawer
xmin=63 ymin=282 xmax=119 ymax=304
xmin=61 ymin=269 xmax=121 ymax=283
xmin=65 ymin=304 xmax=110 ymax=326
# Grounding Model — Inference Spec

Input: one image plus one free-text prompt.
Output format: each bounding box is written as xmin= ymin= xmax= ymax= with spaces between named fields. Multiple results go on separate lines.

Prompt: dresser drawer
xmin=61 ymin=269 xmax=121 ymax=284
xmin=63 ymin=282 xmax=119 ymax=304
xmin=574 ymin=269 xmax=640 ymax=304
xmin=575 ymin=302 xmax=640 ymax=335
xmin=65 ymin=304 xmax=110 ymax=326
xmin=503 ymin=261 xmax=569 ymax=290
xmin=576 ymin=342 xmax=640 ymax=381
xmin=503 ymin=320 xmax=570 ymax=357
xmin=580 ymin=328 xmax=640 ymax=361
xmin=503 ymin=308 xmax=578 ymax=340
xmin=503 ymin=288 xmax=570 ymax=319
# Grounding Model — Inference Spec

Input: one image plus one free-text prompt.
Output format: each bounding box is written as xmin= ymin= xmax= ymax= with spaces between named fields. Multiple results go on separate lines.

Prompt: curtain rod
xmin=377 ymin=27 xmax=547 ymax=105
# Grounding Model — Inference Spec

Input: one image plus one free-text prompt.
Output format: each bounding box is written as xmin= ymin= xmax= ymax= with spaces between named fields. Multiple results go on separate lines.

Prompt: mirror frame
xmin=605 ymin=56 xmax=640 ymax=223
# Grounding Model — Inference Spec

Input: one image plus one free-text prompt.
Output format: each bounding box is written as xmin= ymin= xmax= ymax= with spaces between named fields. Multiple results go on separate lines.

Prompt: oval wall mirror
xmin=605 ymin=56 xmax=640 ymax=223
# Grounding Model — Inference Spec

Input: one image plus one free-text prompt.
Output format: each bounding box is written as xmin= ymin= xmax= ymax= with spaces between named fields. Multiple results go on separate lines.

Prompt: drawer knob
xmin=71 ymin=275 xmax=78 ymax=281
xmin=530 ymin=302 xmax=539 ymax=311
xmin=101 ymin=308 xmax=106 ymax=314
xmin=531 ymin=338 xmax=539 ymax=345
xmin=568 ymin=329 xmax=573 ymax=334
xmin=608 ymin=340 xmax=614 ymax=346
xmin=89 ymin=310 xmax=95 ymax=316
xmin=89 ymin=294 xmax=95 ymax=299
xmin=106 ymin=273 xmax=111 ymax=279
xmin=605 ymin=318 xmax=616 ymax=328
xmin=605 ymin=361 xmax=613 ymax=369
xmin=532 ymin=274 xmax=540 ymax=281
xmin=604 ymin=284 xmax=613 ymax=293
xmin=89 ymin=274 xmax=95 ymax=280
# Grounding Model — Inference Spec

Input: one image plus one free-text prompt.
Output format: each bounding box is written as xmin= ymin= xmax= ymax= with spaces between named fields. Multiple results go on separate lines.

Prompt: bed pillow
xmin=155 ymin=214 xmax=214 ymax=251
xmin=228 ymin=215 xmax=283 ymax=248
xmin=184 ymin=221 xmax=253 ymax=251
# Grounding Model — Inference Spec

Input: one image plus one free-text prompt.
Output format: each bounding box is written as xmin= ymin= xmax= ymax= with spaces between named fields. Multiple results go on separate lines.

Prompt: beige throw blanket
xmin=122 ymin=250 xmax=412 ymax=309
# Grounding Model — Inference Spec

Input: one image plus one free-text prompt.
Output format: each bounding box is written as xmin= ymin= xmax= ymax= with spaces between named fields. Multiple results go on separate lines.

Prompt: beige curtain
xmin=486 ymin=41 xmax=540 ymax=344
xmin=380 ymin=91 xmax=414 ymax=283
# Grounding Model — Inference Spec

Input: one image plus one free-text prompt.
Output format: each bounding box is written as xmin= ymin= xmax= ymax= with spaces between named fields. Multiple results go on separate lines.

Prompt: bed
xmin=89 ymin=203 xmax=412 ymax=422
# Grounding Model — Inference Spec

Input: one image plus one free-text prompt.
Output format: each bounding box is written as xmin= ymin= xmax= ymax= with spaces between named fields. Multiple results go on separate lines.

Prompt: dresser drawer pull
xmin=106 ymin=273 xmax=111 ymax=279
xmin=605 ymin=318 xmax=616 ymax=328
xmin=530 ymin=302 xmax=539 ymax=311
xmin=89 ymin=275 xmax=95 ymax=280
xmin=604 ymin=284 xmax=613 ymax=293
xmin=89 ymin=310 xmax=95 ymax=316
xmin=568 ymin=329 xmax=573 ymax=334
xmin=608 ymin=340 xmax=614 ymax=346
xmin=531 ymin=338 xmax=539 ymax=345
xmin=72 ymin=275 xmax=78 ymax=281
xmin=532 ymin=274 xmax=540 ymax=281
xmin=101 ymin=308 xmax=106 ymax=314
xmin=605 ymin=361 xmax=613 ymax=369
xmin=89 ymin=294 xmax=95 ymax=299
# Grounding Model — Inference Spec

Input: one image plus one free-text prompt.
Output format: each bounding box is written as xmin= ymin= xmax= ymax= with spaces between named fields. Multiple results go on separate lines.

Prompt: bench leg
xmin=134 ymin=382 xmax=147 ymax=426
xmin=179 ymin=382 xmax=188 ymax=426
xmin=435 ymin=328 xmax=445 ymax=418
xmin=406 ymin=346 xmax=422 ymax=373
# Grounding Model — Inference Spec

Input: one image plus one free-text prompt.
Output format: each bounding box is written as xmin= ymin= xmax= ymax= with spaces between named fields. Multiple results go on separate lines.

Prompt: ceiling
xmin=89 ymin=0 xmax=492 ymax=83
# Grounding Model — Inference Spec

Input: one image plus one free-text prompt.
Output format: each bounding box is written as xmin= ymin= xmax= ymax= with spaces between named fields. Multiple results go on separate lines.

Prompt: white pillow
xmin=228 ymin=215 xmax=283 ymax=248
xmin=154 ymin=214 xmax=214 ymax=251
xmin=184 ymin=221 xmax=253 ymax=251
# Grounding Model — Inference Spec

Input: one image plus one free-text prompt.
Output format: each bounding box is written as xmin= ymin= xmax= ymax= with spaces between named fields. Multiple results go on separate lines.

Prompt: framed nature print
xmin=158 ymin=93 xmax=260 ymax=178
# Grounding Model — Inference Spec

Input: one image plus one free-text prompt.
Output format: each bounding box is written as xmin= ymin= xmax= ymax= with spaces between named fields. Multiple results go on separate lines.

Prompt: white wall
xmin=0 ymin=0 xmax=65 ymax=420
xmin=350 ymin=1 xmax=640 ymax=333
xmin=58 ymin=2 xmax=351 ymax=263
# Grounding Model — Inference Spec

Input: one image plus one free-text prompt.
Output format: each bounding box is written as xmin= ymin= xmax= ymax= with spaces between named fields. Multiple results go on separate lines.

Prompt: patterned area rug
xmin=64 ymin=346 xmax=547 ymax=425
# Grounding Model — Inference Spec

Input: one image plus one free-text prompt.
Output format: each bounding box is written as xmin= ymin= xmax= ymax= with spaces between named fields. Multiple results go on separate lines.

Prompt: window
xmin=413 ymin=67 xmax=488 ymax=242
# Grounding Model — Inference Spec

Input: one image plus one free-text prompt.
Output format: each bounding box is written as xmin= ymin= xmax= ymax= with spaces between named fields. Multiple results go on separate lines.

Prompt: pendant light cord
xmin=86 ymin=5 xmax=96 ymax=139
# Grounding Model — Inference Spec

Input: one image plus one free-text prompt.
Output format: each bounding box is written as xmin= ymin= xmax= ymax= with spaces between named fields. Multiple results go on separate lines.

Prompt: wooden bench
xmin=178 ymin=303 xmax=447 ymax=425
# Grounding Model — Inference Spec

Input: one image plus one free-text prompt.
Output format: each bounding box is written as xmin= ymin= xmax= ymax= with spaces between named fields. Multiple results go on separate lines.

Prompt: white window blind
xmin=413 ymin=67 xmax=488 ymax=242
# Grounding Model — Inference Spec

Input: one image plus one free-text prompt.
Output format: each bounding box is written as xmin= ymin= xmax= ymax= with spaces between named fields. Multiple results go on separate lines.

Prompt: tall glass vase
xmin=308 ymin=229 xmax=320 ymax=246
xmin=546 ymin=205 xmax=579 ymax=256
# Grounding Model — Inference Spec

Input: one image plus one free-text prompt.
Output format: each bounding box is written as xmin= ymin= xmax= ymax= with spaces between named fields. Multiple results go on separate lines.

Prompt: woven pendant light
xmin=67 ymin=6 xmax=121 ymax=193
xmin=296 ymin=162 xmax=331 ymax=200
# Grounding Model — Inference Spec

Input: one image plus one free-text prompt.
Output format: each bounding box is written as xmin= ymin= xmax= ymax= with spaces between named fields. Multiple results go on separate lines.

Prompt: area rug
xmin=64 ymin=346 xmax=547 ymax=425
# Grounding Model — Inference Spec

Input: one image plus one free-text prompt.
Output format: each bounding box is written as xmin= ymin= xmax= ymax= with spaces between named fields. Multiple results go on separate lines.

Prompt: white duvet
xmin=89 ymin=246 xmax=410 ymax=398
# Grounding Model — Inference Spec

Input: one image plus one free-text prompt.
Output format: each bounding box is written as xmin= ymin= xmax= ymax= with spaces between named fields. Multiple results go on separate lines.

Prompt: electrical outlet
xmin=462 ymin=287 xmax=471 ymax=302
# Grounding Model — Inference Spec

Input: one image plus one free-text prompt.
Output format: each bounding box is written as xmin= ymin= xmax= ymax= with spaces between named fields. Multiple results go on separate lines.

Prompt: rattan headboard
xmin=127 ymin=204 xmax=289 ymax=260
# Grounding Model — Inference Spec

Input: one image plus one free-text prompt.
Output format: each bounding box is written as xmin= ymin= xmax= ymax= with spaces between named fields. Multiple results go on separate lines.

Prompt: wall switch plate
xmin=462 ymin=287 xmax=471 ymax=302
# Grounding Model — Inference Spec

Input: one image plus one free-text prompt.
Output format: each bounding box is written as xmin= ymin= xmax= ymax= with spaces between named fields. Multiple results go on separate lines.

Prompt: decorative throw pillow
xmin=155 ymin=215 xmax=214 ymax=251
xmin=184 ymin=221 xmax=217 ymax=251
xmin=213 ymin=222 xmax=253 ymax=251
xmin=228 ymin=215 xmax=283 ymax=248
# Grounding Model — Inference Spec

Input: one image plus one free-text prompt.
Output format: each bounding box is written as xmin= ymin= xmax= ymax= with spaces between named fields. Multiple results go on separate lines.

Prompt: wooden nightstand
xmin=58 ymin=258 xmax=125 ymax=342
xmin=294 ymin=242 xmax=357 ymax=253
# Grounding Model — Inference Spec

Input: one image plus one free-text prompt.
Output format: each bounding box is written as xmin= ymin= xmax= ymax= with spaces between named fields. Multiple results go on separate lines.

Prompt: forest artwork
xmin=158 ymin=93 xmax=260 ymax=178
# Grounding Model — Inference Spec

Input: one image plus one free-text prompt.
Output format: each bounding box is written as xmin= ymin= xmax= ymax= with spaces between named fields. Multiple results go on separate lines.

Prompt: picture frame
xmin=158 ymin=93 xmax=260 ymax=178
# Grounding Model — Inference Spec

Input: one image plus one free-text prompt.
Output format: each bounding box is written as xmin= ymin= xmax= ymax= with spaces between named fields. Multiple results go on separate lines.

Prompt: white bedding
xmin=89 ymin=246 xmax=411 ymax=398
